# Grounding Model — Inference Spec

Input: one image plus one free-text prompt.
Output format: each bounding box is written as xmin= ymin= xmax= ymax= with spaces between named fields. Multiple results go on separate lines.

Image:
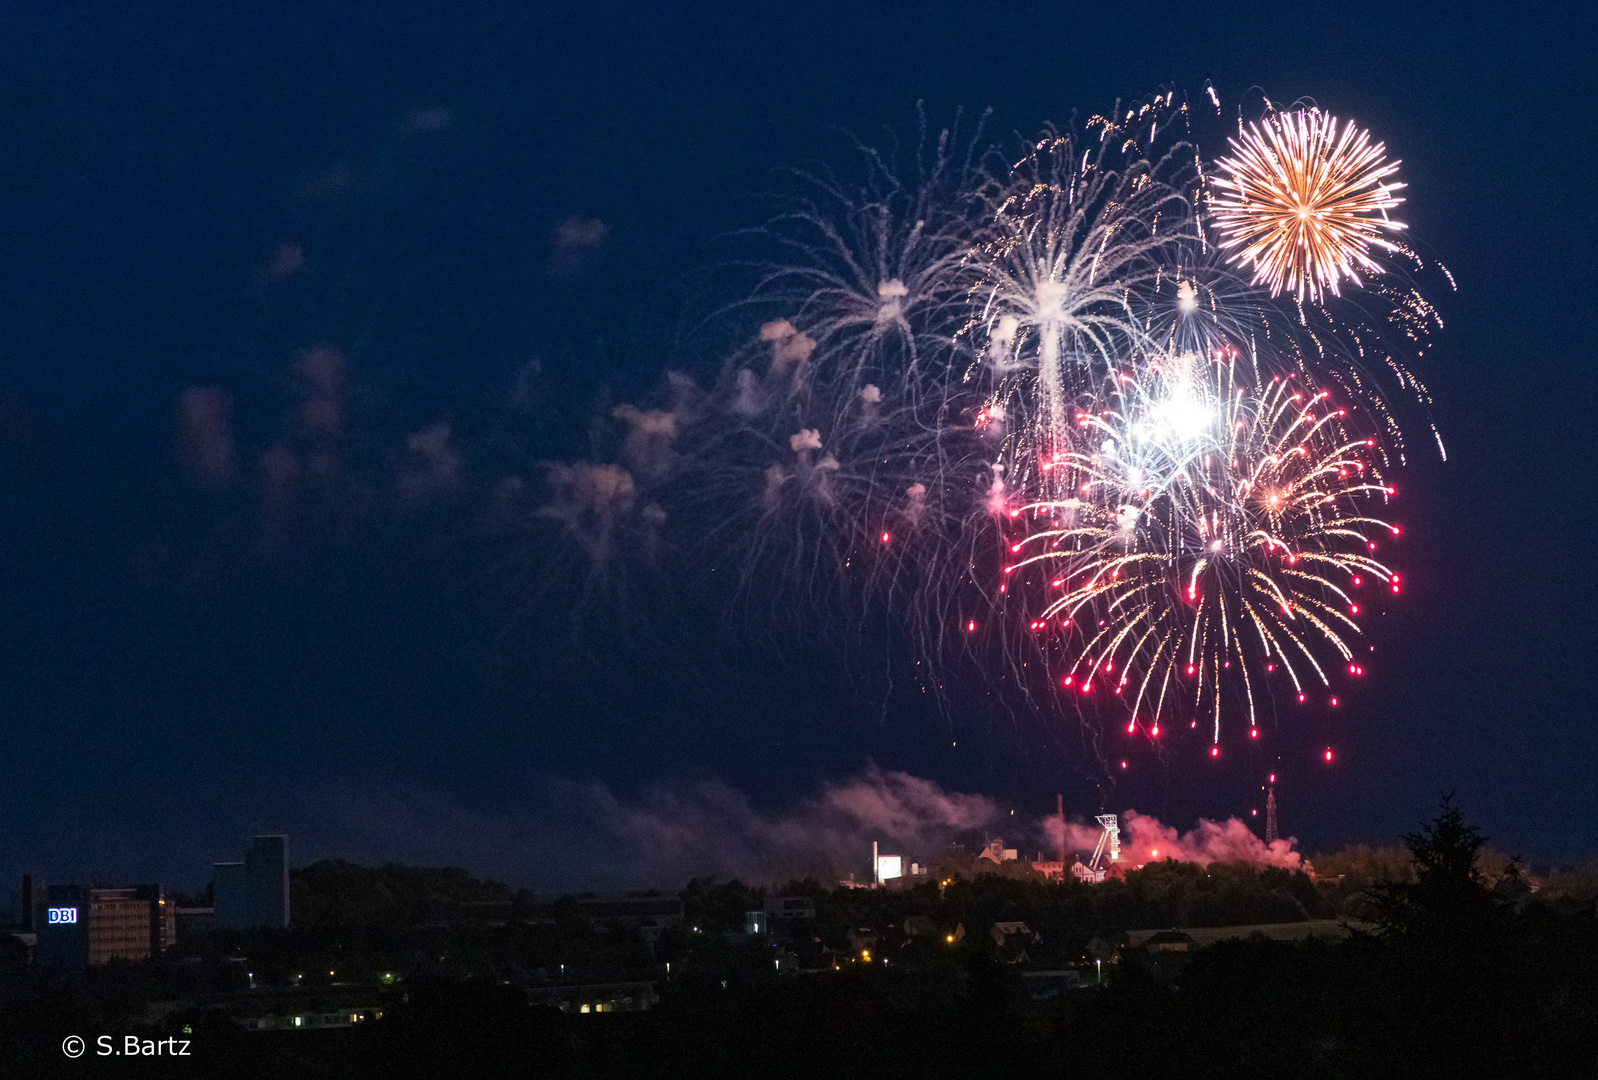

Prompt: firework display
xmin=1210 ymin=108 xmax=1405 ymax=303
xmin=564 ymin=93 xmax=1447 ymax=763
xmin=1003 ymin=359 xmax=1398 ymax=743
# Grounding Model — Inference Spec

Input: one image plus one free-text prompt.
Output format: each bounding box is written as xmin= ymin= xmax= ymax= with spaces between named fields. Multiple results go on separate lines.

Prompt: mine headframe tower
xmin=1089 ymin=814 xmax=1121 ymax=872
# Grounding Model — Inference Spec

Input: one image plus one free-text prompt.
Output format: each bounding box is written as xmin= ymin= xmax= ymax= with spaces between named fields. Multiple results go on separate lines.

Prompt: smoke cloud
xmin=289 ymin=768 xmax=1305 ymax=893
xmin=549 ymin=215 xmax=610 ymax=276
xmin=789 ymin=428 xmax=823 ymax=452
xmin=399 ymin=106 xmax=454 ymax=136
xmin=258 ymin=241 xmax=305 ymax=284
xmin=396 ymin=422 xmax=463 ymax=507
xmin=1044 ymin=809 xmax=1307 ymax=871
xmin=179 ymin=387 xmax=236 ymax=486
xmin=295 ymin=344 xmax=348 ymax=439
xmin=612 ymin=404 xmax=677 ymax=479
xmin=733 ymin=368 xmax=763 ymax=417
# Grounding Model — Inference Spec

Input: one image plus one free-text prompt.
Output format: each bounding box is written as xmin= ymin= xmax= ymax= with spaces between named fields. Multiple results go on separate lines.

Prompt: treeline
xmin=689 ymin=858 xmax=1334 ymax=937
xmin=282 ymin=846 xmax=1390 ymax=936
xmin=289 ymin=859 xmax=522 ymax=929
xmin=144 ymin=849 xmax=1366 ymax=995
xmin=277 ymin=839 xmax=1589 ymax=959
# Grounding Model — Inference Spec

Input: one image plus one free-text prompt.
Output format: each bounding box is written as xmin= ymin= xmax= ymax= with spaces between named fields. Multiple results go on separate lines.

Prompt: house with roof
xmin=1141 ymin=929 xmax=1197 ymax=952
xmin=1134 ymin=929 xmax=1198 ymax=982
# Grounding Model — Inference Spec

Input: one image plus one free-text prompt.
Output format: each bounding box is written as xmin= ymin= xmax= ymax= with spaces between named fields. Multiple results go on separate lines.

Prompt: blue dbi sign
xmin=47 ymin=907 xmax=78 ymax=924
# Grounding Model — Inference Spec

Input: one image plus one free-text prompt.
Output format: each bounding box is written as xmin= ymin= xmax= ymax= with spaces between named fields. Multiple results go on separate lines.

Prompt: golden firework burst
xmin=1211 ymin=109 xmax=1405 ymax=303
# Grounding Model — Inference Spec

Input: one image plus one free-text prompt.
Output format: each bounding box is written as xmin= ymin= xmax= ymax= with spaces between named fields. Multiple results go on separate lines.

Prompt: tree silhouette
xmin=1364 ymin=794 xmax=1518 ymax=942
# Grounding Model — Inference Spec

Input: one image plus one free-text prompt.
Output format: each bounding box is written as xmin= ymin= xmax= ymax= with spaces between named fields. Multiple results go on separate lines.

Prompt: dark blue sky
xmin=1 ymin=2 xmax=1594 ymax=891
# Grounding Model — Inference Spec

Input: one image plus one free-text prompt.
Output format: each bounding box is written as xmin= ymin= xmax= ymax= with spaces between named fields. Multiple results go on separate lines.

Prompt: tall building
xmin=212 ymin=862 xmax=247 ymax=930
xmin=213 ymin=835 xmax=290 ymax=930
xmin=20 ymin=873 xmax=40 ymax=932
xmin=36 ymin=884 xmax=86 ymax=968
xmin=88 ymin=886 xmax=174 ymax=965
xmin=246 ymin=835 xmax=289 ymax=929
xmin=36 ymin=884 xmax=173 ymax=970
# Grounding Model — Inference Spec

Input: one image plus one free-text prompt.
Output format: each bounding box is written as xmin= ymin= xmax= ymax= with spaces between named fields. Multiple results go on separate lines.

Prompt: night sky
xmin=1 ymin=2 xmax=1594 ymax=893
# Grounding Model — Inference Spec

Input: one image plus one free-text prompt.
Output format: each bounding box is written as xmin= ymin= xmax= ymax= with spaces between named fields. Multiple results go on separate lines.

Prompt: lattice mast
xmin=1265 ymin=783 xmax=1279 ymax=845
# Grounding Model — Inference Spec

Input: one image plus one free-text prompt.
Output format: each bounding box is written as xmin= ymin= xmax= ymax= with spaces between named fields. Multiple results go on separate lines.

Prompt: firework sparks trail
xmin=661 ymin=113 xmax=1001 ymax=634
xmin=1001 ymin=357 xmax=1399 ymax=744
xmin=968 ymin=114 xmax=1196 ymax=458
